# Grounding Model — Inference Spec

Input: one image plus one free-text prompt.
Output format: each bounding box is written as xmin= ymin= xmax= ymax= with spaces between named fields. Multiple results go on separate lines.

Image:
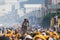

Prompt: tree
xmin=41 ymin=13 xmax=59 ymax=28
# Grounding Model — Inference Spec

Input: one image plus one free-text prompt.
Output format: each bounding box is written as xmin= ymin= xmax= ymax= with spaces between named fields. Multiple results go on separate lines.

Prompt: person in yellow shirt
xmin=33 ymin=34 xmax=46 ymax=40
xmin=15 ymin=33 xmax=21 ymax=40
xmin=49 ymin=31 xmax=53 ymax=36
xmin=44 ymin=35 xmax=49 ymax=40
xmin=4 ymin=29 xmax=15 ymax=40
xmin=53 ymin=31 xmax=59 ymax=39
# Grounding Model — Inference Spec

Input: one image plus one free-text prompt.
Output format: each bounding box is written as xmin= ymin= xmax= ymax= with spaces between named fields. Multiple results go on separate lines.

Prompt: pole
xmin=54 ymin=0 xmax=58 ymax=25
xmin=56 ymin=0 xmax=57 ymax=15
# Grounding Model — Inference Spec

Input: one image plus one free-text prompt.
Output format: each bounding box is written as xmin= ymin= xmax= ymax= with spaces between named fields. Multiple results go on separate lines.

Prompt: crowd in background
xmin=0 ymin=19 xmax=60 ymax=40
xmin=0 ymin=26 xmax=60 ymax=40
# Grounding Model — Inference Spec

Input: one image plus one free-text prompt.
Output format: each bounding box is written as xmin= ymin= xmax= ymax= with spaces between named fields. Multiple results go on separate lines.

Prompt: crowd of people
xmin=0 ymin=19 xmax=60 ymax=40
xmin=0 ymin=27 xmax=60 ymax=40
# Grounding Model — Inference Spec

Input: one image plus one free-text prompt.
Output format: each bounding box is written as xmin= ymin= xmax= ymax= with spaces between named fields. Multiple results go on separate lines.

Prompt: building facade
xmin=24 ymin=4 xmax=46 ymax=17
xmin=45 ymin=0 xmax=60 ymax=14
xmin=52 ymin=0 xmax=60 ymax=4
xmin=20 ymin=4 xmax=46 ymax=25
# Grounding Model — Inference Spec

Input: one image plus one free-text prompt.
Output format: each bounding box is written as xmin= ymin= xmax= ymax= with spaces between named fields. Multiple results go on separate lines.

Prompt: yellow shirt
xmin=33 ymin=34 xmax=46 ymax=40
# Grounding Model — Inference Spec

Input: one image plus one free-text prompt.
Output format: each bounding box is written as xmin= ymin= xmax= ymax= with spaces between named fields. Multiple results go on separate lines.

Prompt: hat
xmin=25 ymin=35 xmax=32 ymax=39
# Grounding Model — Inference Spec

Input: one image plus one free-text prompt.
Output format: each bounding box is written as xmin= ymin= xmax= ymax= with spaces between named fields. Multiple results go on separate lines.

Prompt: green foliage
xmin=42 ymin=12 xmax=60 ymax=28
xmin=42 ymin=13 xmax=52 ymax=28
xmin=57 ymin=12 xmax=60 ymax=18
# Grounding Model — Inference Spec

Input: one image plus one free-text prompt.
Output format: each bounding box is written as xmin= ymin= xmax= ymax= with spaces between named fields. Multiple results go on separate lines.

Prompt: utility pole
xmin=56 ymin=0 xmax=57 ymax=15
xmin=54 ymin=0 xmax=58 ymax=31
